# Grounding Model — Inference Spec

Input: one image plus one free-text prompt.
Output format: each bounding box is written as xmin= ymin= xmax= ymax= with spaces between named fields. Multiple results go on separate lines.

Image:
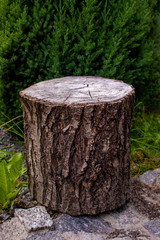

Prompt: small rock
xmin=143 ymin=219 xmax=160 ymax=237
xmin=25 ymin=231 xmax=109 ymax=240
xmin=154 ymin=176 xmax=160 ymax=187
xmin=154 ymin=168 xmax=160 ymax=174
xmin=101 ymin=204 xmax=148 ymax=228
xmin=0 ymin=217 xmax=28 ymax=240
xmin=0 ymin=213 xmax=10 ymax=221
xmin=14 ymin=206 xmax=53 ymax=232
xmin=24 ymin=214 xmax=115 ymax=240
xmin=111 ymin=238 xmax=131 ymax=240
xmin=139 ymin=170 xmax=159 ymax=187
xmin=53 ymin=214 xmax=114 ymax=234
xmin=24 ymin=232 xmax=65 ymax=240
xmin=18 ymin=187 xmax=29 ymax=196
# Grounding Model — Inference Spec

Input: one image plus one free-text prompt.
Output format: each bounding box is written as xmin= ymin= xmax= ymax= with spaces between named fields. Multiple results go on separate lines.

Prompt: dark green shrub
xmin=0 ymin=0 xmax=159 ymax=118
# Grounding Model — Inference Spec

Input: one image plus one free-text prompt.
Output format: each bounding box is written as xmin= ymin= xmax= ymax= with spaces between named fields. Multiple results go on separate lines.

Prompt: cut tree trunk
xmin=19 ymin=76 xmax=135 ymax=215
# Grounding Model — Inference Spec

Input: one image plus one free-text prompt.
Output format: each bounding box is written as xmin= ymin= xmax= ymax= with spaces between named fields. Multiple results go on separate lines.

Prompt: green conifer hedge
xmin=0 ymin=0 xmax=159 ymax=118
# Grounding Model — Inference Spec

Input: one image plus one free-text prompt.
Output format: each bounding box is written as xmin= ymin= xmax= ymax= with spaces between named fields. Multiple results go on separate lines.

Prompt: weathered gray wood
xmin=20 ymin=76 xmax=133 ymax=104
xmin=20 ymin=76 xmax=135 ymax=215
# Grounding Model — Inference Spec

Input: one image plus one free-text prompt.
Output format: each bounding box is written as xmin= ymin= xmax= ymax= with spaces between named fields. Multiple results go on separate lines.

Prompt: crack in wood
xmin=88 ymin=90 xmax=92 ymax=99
xmin=72 ymin=86 xmax=86 ymax=90
xmin=63 ymin=93 xmax=71 ymax=103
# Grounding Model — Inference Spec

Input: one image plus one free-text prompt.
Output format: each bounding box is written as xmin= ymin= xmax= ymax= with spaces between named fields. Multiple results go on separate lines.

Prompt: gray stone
xmin=101 ymin=204 xmax=148 ymax=228
xmin=154 ymin=168 xmax=160 ymax=174
xmin=101 ymin=205 xmax=152 ymax=239
xmin=24 ymin=232 xmax=65 ymax=240
xmin=25 ymin=231 xmax=108 ymax=240
xmin=109 ymin=228 xmax=152 ymax=240
xmin=139 ymin=170 xmax=159 ymax=186
xmin=155 ymin=176 xmax=160 ymax=187
xmin=112 ymin=238 xmax=132 ymax=240
xmin=53 ymin=214 xmax=114 ymax=234
xmin=0 ymin=217 xmax=28 ymax=240
xmin=14 ymin=206 xmax=53 ymax=232
xmin=153 ymin=169 xmax=160 ymax=187
xmin=143 ymin=219 xmax=160 ymax=237
xmin=0 ymin=213 xmax=10 ymax=221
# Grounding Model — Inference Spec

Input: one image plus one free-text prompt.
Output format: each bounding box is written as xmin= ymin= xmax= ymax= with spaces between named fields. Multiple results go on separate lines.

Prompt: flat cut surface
xmin=20 ymin=76 xmax=133 ymax=105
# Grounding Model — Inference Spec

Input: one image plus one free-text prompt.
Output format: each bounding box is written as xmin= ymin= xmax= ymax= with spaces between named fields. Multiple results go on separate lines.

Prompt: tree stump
xmin=19 ymin=76 xmax=135 ymax=215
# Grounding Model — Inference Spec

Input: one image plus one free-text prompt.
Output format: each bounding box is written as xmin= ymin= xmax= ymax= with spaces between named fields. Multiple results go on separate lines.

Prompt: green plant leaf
xmin=3 ymin=186 xmax=22 ymax=209
xmin=7 ymin=153 xmax=24 ymax=182
xmin=0 ymin=151 xmax=7 ymax=161
xmin=0 ymin=152 xmax=27 ymax=211
xmin=20 ymin=167 xmax=27 ymax=176
xmin=0 ymin=150 xmax=16 ymax=155
xmin=0 ymin=160 xmax=12 ymax=205
xmin=16 ymin=181 xmax=28 ymax=188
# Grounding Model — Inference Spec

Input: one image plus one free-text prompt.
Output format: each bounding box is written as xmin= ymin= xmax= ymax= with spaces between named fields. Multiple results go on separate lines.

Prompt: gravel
xmin=0 ymin=127 xmax=26 ymax=155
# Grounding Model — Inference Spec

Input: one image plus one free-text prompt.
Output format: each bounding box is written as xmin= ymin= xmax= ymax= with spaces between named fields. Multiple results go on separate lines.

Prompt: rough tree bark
xmin=19 ymin=76 xmax=135 ymax=215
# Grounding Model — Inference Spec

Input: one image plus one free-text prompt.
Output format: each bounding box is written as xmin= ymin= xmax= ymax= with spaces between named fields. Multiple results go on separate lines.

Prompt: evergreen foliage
xmin=0 ymin=0 xmax=159 ymax=118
